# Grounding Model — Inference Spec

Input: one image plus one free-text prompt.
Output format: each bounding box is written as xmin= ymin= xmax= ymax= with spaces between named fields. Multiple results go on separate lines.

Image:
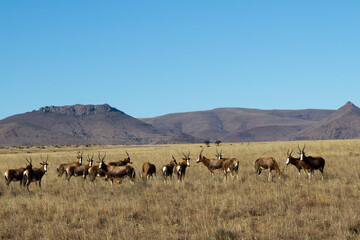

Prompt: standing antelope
xmin=4 ymin=158 xmax=33 ymax=186
xmin=174 ymin=152 xmax=191 ymax=183
xmin=57 ymin=152 xmax=83 ymax=177
xmin=98 ymin=154 xmax=136 ymax=185
xmin=88 ymin=153 xmax=107 ymax=182
xmin=23 ymin=156 xmax=50 ymax=189
xmin=215 ymin=150 xmax=239 ymax=180
xmin=254 ymin=157 xmax=281 ymax=181
xmin=140 ymin=162 xmax=156 ymax=180
xmin=108 ymin=151 xmax=132 ymax=166
xmin=161 ymin=156 xmax=178 ymax=182
xmin=66 ymin=154 xmax=94 ymax=181
xmin=298 ymin=145 xmax=325 ymax=181
xmin=285 ymin=149 xmax=310 ymax=178
xmin=196 ymin=148 xmax=224 ymax=175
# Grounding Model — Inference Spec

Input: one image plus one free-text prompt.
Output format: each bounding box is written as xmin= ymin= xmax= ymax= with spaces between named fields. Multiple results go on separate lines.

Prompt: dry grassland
xmin=1 ymin=140 xmax=360 ymax=239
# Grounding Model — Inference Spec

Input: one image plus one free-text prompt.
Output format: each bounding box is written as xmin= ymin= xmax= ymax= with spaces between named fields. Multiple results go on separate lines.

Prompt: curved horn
xmin=125 ymin=151 xmax=129 ymax=157
xmin=297 ymin=145 xmax=301 ymax=153
xmin=199 ymin=148 xmax=204 ymax=155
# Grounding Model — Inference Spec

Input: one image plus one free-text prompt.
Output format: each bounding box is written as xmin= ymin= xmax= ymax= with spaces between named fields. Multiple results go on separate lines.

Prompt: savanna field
xmin=1 ymin=140 xmax=360 ymax=240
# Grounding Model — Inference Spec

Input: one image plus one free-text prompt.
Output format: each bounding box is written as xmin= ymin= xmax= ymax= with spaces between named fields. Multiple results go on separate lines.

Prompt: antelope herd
xmin=3 ymin=144 xmax=327 ymax=190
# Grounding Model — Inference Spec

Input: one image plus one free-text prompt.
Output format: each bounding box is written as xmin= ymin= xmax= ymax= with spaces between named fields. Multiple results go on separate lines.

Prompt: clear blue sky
xmin=1 ymin=1 xmax=359 ymax=120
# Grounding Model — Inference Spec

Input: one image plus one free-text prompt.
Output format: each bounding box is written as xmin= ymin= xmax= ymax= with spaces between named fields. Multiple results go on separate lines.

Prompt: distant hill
xmin=1 ymin=102 xmax=359 ymax=147
xmin=141 ymin=107 xmax=335 ymax=142
xmin=0 ymin=104 xmax=200 ymax=147
xmin=289 ymin=101 xmax=360 ymax=140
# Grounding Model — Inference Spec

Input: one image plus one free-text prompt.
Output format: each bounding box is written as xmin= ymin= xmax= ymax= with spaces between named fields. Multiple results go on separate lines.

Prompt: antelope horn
xmin=302 ymin=145 xmax=305 ymax=151
xmin=102 ymin=152 xmax=106 ymax=161
xmin=125 ymin=151 xmax=129 ymax=157
xmin=187 ymin=151 xmax=190 ymax=158
xmin=200 ymin=148 xmax=204 ymax=155
xmin=297 ymin=144 xmax=301 ymax=153
xmin=290 ymin=149 xmax=293 ymax=156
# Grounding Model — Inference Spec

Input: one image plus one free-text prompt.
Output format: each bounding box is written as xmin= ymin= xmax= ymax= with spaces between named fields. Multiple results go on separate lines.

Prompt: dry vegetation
xmin=1 ymin=140 xmax=360 ymax=239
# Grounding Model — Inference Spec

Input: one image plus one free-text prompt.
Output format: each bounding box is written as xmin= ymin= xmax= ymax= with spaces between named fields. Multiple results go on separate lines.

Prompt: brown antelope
xmin=66 ymin=154 xmax=94 ymax=181
xmin=108 ymin=151 xmax=132 ymax=166
xmin=254 ymin=157 xmax=281 ymax=181
xmin=4 ymin=158 xmax=33 ymax=186
xmin=215 ymin=150 xmax=239 ymax=180
xmin=98 ymin=154 xmax=136 ymax=185
xmin=196 ymin=148 xmax=224 ymax=175
xmin=57 ymin=151 xmax=83 ymax=177
xmin=174 ymin=152 xmax=191 ymax=183
xmin=222 ymin=158 xmax=239 ymax=181
xmin=161 ymin=156 xmax=178 ymax=182
xmin=140 ymin=162 xmax=156 ymax=180
xmin=285 ymin=149 xmax=310 ymax=178
xmin=298 ymin=145 xmax=325 ymax=181
xmin=23 ymin=156 xmax=50 ymax=189
xmin=88 ymin=153 xmax=107 ymax=182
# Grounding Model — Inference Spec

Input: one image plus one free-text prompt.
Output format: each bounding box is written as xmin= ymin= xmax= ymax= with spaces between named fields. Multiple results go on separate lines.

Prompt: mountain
xmin=1 ymin=102 xmax=359 ymax=147
xmin=0 ymin=104 xmax=200 ymax=147
xmin=141 ymin=108 xmax=335 ymax=142
xmin=289 ymin=101 xmax=360 ymax=140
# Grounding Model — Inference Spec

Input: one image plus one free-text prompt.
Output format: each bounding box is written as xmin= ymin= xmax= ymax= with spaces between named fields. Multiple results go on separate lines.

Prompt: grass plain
xmin=1 ymin=139 xmax=360 ymax=240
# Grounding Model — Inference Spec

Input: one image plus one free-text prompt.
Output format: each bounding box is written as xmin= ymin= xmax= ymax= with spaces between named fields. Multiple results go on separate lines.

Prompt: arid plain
xmin=1 ymin=140 xmax=360 ymax=239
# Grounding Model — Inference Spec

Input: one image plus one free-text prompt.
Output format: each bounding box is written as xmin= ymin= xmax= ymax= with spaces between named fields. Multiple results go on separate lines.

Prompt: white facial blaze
xmin=196 ymin=157 xmax=200 ymax=163
xmin=187 ymin=159 xmax=190 ymax=167
xmin=89 ymin=161 xmax=93 ymax=167
xmin=300 ymin=153 xmax=304 ymax=161
xmin=99 ymin=162 xmax=103 ymax=168
xmin=286 ymin=157 xmax=290 ymax=165
xmin=44 ymin=164 xmax=48 ymax=171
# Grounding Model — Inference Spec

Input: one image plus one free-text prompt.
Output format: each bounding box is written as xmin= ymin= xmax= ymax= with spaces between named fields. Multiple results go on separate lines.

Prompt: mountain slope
xmin=141 ymin=108 xmax=335 ymax=142
xmin=290 ymin=101 xmax=360 ymax=140
xmin=0 ymin=104 xmax=200 ymax=146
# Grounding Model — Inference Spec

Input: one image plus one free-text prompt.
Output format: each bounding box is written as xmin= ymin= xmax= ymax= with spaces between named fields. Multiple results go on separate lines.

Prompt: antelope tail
xmin=132 ymin=169 xmax=136 ymax=180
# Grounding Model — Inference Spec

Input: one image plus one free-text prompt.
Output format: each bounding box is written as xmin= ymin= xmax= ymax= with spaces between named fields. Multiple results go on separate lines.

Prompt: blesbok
xmin=222 ymin=158 xmax=239 ymax=181
xmin=140 ymin=162 xmax=156 ymax=180
xmin=4 ymin=158 xmax=33 ymax=186
xmin=285 ymin=149 xmax=310 ymax=178
xmin=98 ymin=154 xmax=136 ymax=185
xmin=196 ymin=148 xmax=224 ymax=175
xmin=108 ymin=151 xmax=132 ymax=166
xmin=66 ymin=154 xmax=94 ymax=181
xmin=161 ymin=156 xmax=178 ymax=182
xmin=174 ymin=152 xmax=191 ymax=183
xmin=57 ymin=151 xmax=83 ymax=177
xmin=88 ymin=153 xmax=107 ymax=182
xmin=215 ymin=149 xmax=239 ymax=180
xmin=254 ymin=157 xmax=281 ymax=181
xmin=298 ymin=145 xmax=325 ymax=181
xmin=23 ymin=156 xmax=50 ymax=189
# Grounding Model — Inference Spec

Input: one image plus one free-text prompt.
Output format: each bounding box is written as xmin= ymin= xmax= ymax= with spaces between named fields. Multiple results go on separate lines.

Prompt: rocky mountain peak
xmin=38 ymin=104 xmax=123 ymax=116
xmin=338 ymin=101 xmax=360 ymax=112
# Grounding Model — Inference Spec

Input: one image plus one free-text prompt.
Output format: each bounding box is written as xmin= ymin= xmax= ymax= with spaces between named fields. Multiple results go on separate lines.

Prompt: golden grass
xmin=1 ymin=139 xmax=360 ymax=239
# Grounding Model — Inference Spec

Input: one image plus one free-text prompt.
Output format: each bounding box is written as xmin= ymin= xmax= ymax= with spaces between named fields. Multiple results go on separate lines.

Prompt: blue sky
xmin=1 ymin=1 xmax=359 ymax=120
